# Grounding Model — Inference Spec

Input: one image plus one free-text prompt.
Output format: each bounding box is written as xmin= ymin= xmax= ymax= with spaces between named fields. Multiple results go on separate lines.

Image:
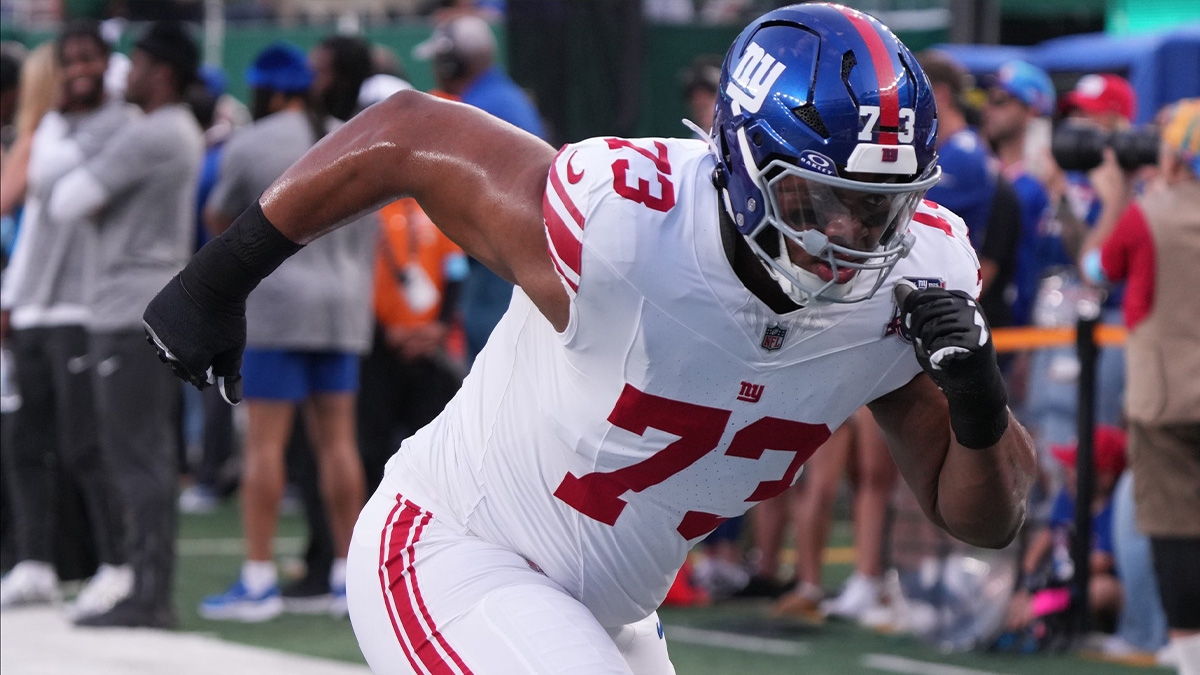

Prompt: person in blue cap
xmin=920 ymin=50 xmax=1022 ymax=330
xmin=982 ymin=60 xmax=1056 ymax=328
xmin=196 ymin=41 xmax=376 ymax=623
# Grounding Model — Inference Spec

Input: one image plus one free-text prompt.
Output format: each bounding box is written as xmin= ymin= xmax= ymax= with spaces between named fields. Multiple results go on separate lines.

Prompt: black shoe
xmin=281 ymin=573 xmax=332 ymax=614
xmin=73 ymin=598 xmax=176 ymax=629
xmin=733 ymin=574 xmax=795 ymax=599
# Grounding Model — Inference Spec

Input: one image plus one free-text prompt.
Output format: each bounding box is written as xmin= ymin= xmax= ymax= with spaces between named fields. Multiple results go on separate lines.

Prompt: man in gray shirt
xmin=50 ymin=21 xmax=204 ymax=628
xmin=197 ymin=42 xmax=374 ymax=623
xmin=0 ymin=21 xmax=135 ymax=618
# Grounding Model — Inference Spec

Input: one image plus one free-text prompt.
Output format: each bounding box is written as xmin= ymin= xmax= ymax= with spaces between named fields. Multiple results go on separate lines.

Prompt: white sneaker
xmin=822 ymin=572 xmax=883 ymax=620
xmin=693 ymin=556 xmax=751 ymax=598
xmin=69 ymin=564 xmax=133 ymax=619
xmin=0 ymin=561 xmax=60 ymax=608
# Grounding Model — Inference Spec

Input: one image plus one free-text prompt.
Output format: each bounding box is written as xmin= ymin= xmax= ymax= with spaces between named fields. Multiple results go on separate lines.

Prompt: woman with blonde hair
xmin=0 ymin=41 xmax=61 ymax=216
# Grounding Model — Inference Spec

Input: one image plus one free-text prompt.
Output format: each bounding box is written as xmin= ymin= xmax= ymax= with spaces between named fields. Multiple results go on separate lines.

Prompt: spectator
xmin=982 ymin=60 xmax=1055 ymax=329
xmin=680 ymin=55 xmax=721 ymax=134
xmin=0 ymin=21 xmax=137 ymax=618
xmin=0 ymin=44 xmax=21 ymax=142
xmin=1107 ymin=468 xmax=1169 ymax=657
xmin=357 ymin=43 xmax=413 ymax=111
xmin=309 ymin=35 xmax=373 ymax=122
xmin=198 ymin=42 xmax=374 ymax=622
xmin=774 ymin=409 xmax=896 ymax=624
xmin=359 ymin=197 xmax=467 ymax=491
xmin=177 ymin=65 xmax=244 ymax=515
xmin=919 ymin=50 xmax=1021 ymax=329
xmin=1046 ymin=74 xmax=1139 ymax=429
xmin=48 ymin=20 xmax=204 ymax=628
xmin=1080 ymin=98 xmax=1200 ymax=674
xmin=1007 ymin=427 xmax=1126 ymax=633
xmin=0 ymin=43 xmax=60 ymax=218
xmin=413 ymin=14 xmax=545 ymax=361
xmin=282 ymin=35 xmax=384 ymax=613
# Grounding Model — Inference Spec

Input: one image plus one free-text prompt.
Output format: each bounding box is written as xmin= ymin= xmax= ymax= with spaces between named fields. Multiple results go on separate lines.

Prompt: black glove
xmin=143 ymin=203 xmax=303 ymax=405
xmin=144 ymin=268 xmax=245 ymax=405
xmin=894 ymin=280 xmax=1008 ymax=449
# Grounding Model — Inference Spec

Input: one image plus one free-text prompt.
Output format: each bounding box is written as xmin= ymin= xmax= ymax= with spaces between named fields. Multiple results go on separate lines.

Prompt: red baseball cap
xmin=1052 ymin=425 xmax=1127 ymax=475
xmin=1061 ymin=74 xmax=1136 ymax=122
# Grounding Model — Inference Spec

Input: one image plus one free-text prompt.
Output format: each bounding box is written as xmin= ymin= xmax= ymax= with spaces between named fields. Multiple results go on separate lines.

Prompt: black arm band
xmin=181 ymin=202 xmax=304 ymax=313
xmin=943 ymin=359 xmax=1010 ymax=450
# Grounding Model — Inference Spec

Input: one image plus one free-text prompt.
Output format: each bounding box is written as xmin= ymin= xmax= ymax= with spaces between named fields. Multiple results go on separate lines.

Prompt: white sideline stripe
xmin=862 ymin=653 xmax=1012 ymax=675
xmin=177 ymin=537 xmax=304 ymax=556
xmin=665 ymin=625 xmax=809 ymax=656
xmin=0 ymin=606 xmax=370 ymax=675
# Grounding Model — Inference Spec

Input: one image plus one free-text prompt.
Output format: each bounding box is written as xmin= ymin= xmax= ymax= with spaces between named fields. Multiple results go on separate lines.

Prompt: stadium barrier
xmin=992 ymin=314 xmax=1125 ymax=643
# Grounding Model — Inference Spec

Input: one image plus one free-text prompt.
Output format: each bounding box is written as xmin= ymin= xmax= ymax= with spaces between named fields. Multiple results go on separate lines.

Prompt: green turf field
xmin=176 ymin=502 xmax=1166 ymax=674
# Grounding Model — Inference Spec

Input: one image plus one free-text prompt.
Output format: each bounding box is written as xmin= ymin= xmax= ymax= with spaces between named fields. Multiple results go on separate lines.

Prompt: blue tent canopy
xmin=933 ymin=24 xmax=1200 ymax=122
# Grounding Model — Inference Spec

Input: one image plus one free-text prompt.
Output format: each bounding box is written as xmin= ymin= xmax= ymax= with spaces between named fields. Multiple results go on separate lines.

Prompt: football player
xmin=143 ymin=4 xmax=1036 ymax=673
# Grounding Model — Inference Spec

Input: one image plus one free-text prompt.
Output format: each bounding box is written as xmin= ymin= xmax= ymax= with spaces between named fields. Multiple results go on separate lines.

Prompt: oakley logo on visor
xmin=727 ymin=42 xmax=786 ymax=114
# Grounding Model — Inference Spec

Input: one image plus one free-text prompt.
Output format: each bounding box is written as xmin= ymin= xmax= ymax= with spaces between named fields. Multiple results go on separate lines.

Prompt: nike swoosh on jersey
xmin=567 ymin=151 xmax=584 ymax=184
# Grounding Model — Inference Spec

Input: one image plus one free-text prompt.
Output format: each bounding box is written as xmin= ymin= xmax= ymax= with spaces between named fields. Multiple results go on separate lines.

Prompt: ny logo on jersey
xmin=761 ymin=324 xmax=787 ymax=351
xmin=884 ymin=277 xmax=946 ymax=341
xmin=737 ymin=381 xmax=765 ymax=403
xmin=727 ymin=41 xmax=786 ymax=114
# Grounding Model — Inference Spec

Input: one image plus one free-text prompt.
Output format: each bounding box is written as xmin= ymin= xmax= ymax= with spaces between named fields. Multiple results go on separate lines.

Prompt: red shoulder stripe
xmin=549 ymin=155 xmax=585 ymax=228
xmin=543 ymin=190 xmax=582 ymax=277
xmin=912 ymin=210 xmax=953 ymax=236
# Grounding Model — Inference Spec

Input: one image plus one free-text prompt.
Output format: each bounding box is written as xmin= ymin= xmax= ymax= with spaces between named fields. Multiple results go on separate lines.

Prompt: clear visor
xmin=766 ymin=172 xmax=926 ymax=262
xmin=747 ymin=160 xmax=939 ymax=305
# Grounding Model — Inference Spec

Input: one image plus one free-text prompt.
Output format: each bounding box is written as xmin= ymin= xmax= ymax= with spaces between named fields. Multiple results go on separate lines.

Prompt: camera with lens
xmin=1052 ymin=122 xmax=1160 ymax=172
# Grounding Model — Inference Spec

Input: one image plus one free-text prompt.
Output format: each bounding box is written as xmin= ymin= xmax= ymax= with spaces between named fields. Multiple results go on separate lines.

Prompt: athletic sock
xmin=330 ymin=558 xmax=347 ymax=591
xmin=241 ymin=560 xmax=277 ymax=596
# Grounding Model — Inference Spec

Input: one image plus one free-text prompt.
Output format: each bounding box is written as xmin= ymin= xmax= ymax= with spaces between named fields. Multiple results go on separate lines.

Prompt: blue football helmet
xmin=711 ymin=3 xmax=941 ymax=305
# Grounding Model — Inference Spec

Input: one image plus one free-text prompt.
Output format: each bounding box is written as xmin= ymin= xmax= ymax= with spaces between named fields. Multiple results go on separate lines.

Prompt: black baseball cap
xmin=134 ymin=21 xmax=199 ymax=87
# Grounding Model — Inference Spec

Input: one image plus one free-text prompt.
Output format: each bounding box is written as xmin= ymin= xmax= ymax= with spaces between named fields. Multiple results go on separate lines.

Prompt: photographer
xmin=1080 ymin=99 xmax=1200 ymax=674
xmin=1049 ymin=74 xmax=1140 ymax=262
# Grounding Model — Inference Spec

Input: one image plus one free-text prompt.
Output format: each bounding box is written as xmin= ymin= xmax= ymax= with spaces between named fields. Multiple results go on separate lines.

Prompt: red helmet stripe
xmin=838 ymin=7 xmax=900 ymax=145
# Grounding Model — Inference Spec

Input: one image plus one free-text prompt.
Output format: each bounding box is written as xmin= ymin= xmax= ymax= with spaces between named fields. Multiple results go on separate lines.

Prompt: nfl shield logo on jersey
xmin=884 ymin=277 xmax=946 ymax=342
xmin=761 ymin=324 xmax=787 ymax=351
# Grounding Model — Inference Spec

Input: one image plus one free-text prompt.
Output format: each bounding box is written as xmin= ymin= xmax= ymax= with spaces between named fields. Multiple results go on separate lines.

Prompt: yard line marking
xmin=177 ymin=537 xmax=304 ymax=556
xmin=664 ymin=626 xmax=809 ymax=656
xmin=862 ymin=654 xmax=1013 ymax=675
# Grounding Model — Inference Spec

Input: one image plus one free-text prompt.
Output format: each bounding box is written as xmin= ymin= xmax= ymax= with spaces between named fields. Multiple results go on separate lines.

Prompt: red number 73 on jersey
xmin=606 ymin=138 xmax=676 ymax=213
xmin=554 ymin=384 xmax=830 ymax=540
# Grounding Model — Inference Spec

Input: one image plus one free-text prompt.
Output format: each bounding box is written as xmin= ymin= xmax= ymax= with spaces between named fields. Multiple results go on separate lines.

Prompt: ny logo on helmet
xmin=727 ymin=42 xmax=786 ymax=114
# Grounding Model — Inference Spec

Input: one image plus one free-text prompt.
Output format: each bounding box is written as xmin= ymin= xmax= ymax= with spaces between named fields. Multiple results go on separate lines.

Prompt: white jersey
xmin=385 ymin=137 xmax=980 ymax=627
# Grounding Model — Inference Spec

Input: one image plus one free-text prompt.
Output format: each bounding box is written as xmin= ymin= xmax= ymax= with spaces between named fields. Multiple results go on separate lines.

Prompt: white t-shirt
xmin=385 ymin=137 xmax=980 ymax=627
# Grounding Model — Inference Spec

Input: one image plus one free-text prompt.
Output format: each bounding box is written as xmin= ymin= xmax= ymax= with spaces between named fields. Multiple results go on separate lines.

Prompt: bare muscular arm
xmin=868 ymin=373 xmax=1037 ymax=548
xmin=257 ymin=90 xmax=568 ymax=330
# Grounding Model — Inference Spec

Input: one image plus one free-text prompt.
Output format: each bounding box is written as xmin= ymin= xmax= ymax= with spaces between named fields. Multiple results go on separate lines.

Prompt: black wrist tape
xmin=943 ymin=357 xmax=1010 ymax=450
xmin=182 ymin=203 xmax=303 ymax=312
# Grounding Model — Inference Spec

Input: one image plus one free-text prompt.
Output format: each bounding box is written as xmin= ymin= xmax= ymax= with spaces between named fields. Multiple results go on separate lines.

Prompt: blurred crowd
xmin=0 ymin=8 xmax=543 ymax=629
xmin=0 ymin=5 xmax=1197 ymax=673
xmin=671 ymin=50 xmax=1200 ymax=671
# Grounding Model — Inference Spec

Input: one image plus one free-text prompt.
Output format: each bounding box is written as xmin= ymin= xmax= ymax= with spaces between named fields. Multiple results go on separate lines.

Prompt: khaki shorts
xmin=1129 ymin=421 xmax=1200 ymax=537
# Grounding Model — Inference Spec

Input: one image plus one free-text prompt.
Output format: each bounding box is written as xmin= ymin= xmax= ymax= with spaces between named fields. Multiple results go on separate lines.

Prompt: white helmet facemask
xmin=740 ymin=157 xmax=940 ymax=306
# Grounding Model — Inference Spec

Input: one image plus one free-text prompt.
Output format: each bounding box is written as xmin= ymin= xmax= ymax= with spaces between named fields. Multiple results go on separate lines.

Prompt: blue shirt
xmin=460 ymin=67 xmax=546 ymax=140
xmin=458 ymin=67 xmax=546 ymax=361
xmin=1050 ymin=488 xmax=1115 ymax=555
xmin=1009 ymin=171 xmax=1051 ymax=326
xmin=927 ymin=129 xmax=994 ymax=251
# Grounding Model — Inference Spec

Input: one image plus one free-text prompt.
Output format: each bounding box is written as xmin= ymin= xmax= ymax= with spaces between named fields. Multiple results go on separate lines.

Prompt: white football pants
xmin=347 ymin=484 xmax=677 ymax=675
